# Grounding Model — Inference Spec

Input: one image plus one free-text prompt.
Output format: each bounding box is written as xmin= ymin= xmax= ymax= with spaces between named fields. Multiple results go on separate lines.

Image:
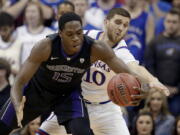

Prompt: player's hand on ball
xmin=15 ymin=96 xmax=26 ymax=128
xmin=130 ymin=86 xmax=149 ymax=106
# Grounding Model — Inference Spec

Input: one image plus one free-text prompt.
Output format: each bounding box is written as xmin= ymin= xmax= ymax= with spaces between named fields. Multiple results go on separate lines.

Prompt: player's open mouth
xmin=73 ymin=44 xmax=80 ymax=48
xmin=116 ymin=32 xmax=120 ymax=36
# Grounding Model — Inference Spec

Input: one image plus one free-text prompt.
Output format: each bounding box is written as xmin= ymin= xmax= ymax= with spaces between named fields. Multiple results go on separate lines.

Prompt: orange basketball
xmin=107 ymin=73 xmax=141 ymax=106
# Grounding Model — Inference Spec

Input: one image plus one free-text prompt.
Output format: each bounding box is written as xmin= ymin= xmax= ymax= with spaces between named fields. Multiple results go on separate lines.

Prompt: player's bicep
xmin=116 ymin=48 xmax=139 ymax=64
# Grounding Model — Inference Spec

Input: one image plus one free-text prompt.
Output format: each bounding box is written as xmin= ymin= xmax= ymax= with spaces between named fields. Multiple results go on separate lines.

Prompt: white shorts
xmin=37 ymin=112 xmax=71 ymax=135
xmin=37 ymin=102 xmax=130 ymax=135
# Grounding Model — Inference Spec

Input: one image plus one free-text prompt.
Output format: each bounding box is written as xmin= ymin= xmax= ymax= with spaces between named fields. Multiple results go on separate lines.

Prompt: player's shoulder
xmin=30 ymin=38 xmax=52 ymax=60
xmin=83 ymin=30 xmax=102 ymax=39
xmin=114 ymin=39 xmax=128 ymax=50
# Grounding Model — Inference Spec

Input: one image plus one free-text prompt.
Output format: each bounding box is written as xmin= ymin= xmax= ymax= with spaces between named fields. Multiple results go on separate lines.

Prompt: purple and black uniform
xmin=0 ymin=33 xmax=94 ymax=135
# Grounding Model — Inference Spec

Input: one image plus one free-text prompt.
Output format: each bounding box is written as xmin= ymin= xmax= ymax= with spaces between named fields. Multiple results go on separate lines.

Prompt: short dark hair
xmin=58 ymin=12 xmax=82 ymax=30
xmin=0 ymin=12 xmax=14 ymax=28
xmin=167 ymin=8 xmax=180 ymax=18
xmin=0 ymin=58 xmax=11 ymax=81
xmin=106 ymin=8 xmax=131 ymax=20
xmin=58 ymin=1 xmax=75 ymax=11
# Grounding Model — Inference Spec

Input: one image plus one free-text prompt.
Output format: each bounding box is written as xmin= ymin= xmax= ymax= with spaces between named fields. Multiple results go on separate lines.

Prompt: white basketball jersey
xmin=16 ymin=25 xmax=54 ymax=64
xmin=0 ymin=36 xmax=21 ymax=72
xmin=81 ymin=30 xmax=138 ymax=102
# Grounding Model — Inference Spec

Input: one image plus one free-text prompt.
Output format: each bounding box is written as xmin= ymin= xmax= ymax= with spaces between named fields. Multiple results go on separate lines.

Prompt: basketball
xmin=107 ymin=73 xmax=141 ymax=106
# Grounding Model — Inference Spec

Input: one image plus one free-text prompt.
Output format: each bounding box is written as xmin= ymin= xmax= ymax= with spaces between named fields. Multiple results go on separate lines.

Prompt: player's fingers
xmin=131 ymin=94 xmax=146 ymax=100
xmin=16 ymin=111 xmax=23 ymax=128
xmin=133 ymin=86 xmax=149 ymax=94
xmin=129 ymin=101 xmax=140 ymax=106
xmin=22 ymin=96 xmax=26 ymax=104
xmin=18 ymin=121 xmax=23 ymax=128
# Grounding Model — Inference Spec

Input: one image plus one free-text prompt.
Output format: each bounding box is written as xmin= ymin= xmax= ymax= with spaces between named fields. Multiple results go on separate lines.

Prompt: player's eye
xmin=124 ymin=23 xmax=128 ymax=28
xmin=77 ymin=31 xmax=82 ymax=35
xmin=66 ymin=33 xmax=73 ymax=37
xmin=115 ymin=20 xmax=122 ymax=25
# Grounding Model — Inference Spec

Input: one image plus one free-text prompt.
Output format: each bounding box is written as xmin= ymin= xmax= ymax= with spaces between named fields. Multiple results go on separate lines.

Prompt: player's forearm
xmin=10 ymin=78 xmax=24 ymax=107
xmin=128 ymin=63 xmax=158 ymax=84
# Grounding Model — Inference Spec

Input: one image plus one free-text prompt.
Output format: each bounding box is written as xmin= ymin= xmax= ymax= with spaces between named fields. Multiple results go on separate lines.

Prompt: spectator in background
xmin=123 ymin=0 xmax=155 ymax=64
xmin=0 ymin=58 xmax=11 ymax=111
xmin=151 ymin=0 xmax=180 ymax=36
xmin=148 ymin=0 xmax=172 ymax=20
xmin=70 ymin=0 xmax=99 ymax=30
xmin=146 ymin=0 xmax=172 ymax=35
xmin=140 ymin=90 xmax=175 ymax=135
xmin=173 ymin=116 xmax=180 ymax=135
xmin=0 ymin=0 xmax=7 ymax=12
xmin=145 ymin=8 xmax=180 ymax=116
xmin=131 ymin=111 xmax=155 ymax=135
xmin=3 ymin=0 xmax=54 ymax=27
xmin=10 ymin=117 xmax=41 ymax=135
xmin=51 ymin=1 xmax=75 ymax=31
xmin=85 ymin=0 xmax=121 ymax=29
xmin=39 ymin=0 xmax=64 ymax=13
xmin=16 ymin=1 xmax=54 ymax=64
xmin=173 ymin=0 xmax=180 ymax=9
xmin=0 ymin=12 xmax=21 ymax=76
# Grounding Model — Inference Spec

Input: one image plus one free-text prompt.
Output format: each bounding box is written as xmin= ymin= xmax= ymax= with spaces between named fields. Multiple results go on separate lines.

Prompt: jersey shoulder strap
xmin=83 ymin=30 xmax=102 ymax=40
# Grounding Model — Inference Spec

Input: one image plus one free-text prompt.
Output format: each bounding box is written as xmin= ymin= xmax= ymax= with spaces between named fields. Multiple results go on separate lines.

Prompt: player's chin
xmin=114 ymin=37 xmax=121 ymax=43
xmin=72 ymin=45 xmax=81 ymax=52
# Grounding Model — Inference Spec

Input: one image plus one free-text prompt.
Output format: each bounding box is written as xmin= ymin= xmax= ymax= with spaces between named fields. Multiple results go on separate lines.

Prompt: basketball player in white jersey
xmin=36 ymin=8 xmax=169 ymax=135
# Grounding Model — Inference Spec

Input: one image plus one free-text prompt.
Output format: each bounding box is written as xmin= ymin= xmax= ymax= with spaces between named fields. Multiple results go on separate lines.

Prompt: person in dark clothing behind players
xmin=145 ymin=8 xmax=180 ymax=116
xmin=0 ymin=12 xmax=169 ymax=135
xmin=0 ymin=58 xmax=11 ymax=111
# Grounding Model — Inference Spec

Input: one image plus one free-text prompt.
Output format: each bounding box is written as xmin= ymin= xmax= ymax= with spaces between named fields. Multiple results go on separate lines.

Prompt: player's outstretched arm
xmin=10 ymin=38 xmax=51 ymax=127
xmin=91 ymin=40 xmax=132 ymax=74
xmin=91 ymin=40 xmax=169 ymax=96
xmin=127 ymin=62 xmax=170 ymax=96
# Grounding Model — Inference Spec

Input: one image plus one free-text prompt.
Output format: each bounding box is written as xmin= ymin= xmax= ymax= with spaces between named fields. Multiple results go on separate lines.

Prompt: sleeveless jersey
xmin=32 ymin=33 xmax=94 ymax=94
xmin=81 ymin=30 xmax=137 ymax=102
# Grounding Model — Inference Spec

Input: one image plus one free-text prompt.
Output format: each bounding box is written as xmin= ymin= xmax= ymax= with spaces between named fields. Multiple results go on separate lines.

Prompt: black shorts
xmin=0 ymin=81 xmax=88 ymax=129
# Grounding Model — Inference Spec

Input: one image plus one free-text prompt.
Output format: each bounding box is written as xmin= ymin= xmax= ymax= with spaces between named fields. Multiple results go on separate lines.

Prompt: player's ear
xmin=104 ymin=19 xmax=108 ymax=27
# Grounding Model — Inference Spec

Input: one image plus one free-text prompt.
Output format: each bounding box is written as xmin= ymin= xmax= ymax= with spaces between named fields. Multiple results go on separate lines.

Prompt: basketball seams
xmin=107 ymin=73 xmax=141 ymax=107
xmin=107 ymin=76 xmax=119 ymax=105
xmin=115 ymin=76 xmax=126 ymax=106
xmin=119 ymin=75 xmax=131 ymax=106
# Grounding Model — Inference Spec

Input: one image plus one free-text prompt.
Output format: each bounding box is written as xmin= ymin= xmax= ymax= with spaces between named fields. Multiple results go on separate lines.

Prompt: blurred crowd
xmin=0 ymin=0 xmax=180 ymax=135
